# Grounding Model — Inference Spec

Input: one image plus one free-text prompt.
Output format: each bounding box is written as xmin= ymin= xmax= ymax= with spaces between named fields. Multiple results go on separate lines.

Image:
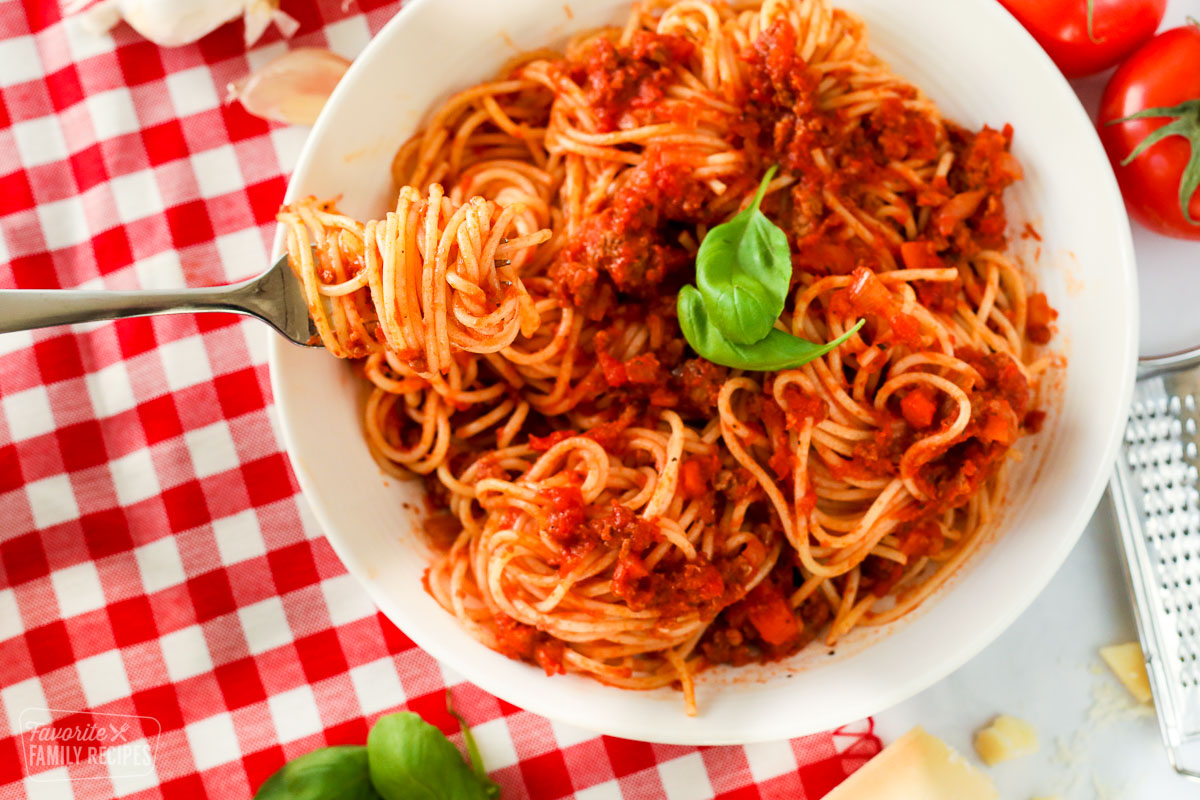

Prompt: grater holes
xmin=1124 ymin=384 xmax=1200 ymax=677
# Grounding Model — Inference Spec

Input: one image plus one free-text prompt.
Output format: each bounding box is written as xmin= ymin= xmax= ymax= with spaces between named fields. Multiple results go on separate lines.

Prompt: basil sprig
xmin=696 ymin=165 xmax=792 ymax=344
xmin=256 ymin=707 xmax=499 ymax=800
xmin=680 ymin=167 xmax=861 ymax=370
xmin=368 ymin=713 xmax=499 ymax=800
xmin=679 ymin=286 xmax=863 ymax=370
xmin=256 ymin=746 xmax=380 ymax=800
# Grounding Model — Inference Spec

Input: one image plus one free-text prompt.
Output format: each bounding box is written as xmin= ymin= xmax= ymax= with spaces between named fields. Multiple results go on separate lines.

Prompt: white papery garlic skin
xmin=227 ymin=48 xmax=351 ymax=126
xmin=67 ymin=0 xmax=299 ymax=48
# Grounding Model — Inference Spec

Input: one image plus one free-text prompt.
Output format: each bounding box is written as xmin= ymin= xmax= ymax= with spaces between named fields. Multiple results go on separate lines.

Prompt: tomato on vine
xmin=1099 ymin=21 xmax=1200 ymax=240
xmin=998 ymin=0 xmax=1166 ymax=78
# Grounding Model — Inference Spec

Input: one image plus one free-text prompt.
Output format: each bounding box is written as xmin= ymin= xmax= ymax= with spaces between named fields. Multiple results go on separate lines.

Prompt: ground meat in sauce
xmin=552 ymin=151 xmax=710 ymax=304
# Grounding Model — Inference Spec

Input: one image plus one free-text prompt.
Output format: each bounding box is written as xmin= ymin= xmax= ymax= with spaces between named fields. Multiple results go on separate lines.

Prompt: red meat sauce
xmin=700 ymin=569 xmax=828 ymax=666
xmin=843 ymin=345 xmax=1042 ymax=524
xmin=540 ymin=491 xmax=751 ymax=613
xmin=431 ymin=19 xmax=1062 ymax=671
xmin=575 ymin=30 xmax=696 ymax=133
xmin=484 ymin=489 xmax=778 ymax=676
xmin=549 ymin=18 xmax=1055 ymax=337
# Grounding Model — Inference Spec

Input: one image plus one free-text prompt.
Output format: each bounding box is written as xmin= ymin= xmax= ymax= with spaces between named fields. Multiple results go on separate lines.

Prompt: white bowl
xmin=270 ymin=0 xmax=1138 ymax=744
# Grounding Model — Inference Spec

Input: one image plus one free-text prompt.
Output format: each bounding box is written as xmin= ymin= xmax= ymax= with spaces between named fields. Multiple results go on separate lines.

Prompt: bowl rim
xmin=268 ymin=0 xmax=1139 ymax=744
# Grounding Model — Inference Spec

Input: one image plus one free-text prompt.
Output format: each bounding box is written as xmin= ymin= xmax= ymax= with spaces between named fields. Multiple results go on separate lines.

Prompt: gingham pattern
xmin=0 ymin=1 xmax=883 ymax=797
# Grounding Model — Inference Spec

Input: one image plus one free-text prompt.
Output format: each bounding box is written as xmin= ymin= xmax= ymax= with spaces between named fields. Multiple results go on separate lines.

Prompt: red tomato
xmin=998 ymin=0 xmax=1165 ymax=78
xmin=1098 ymin=24 xmax=1200 ymax=240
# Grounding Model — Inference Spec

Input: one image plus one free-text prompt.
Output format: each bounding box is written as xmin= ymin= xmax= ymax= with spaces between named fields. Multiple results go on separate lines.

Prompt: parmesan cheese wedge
xmin=1100 ymin=642 xmax=1152 ymax=703
xmin=974 ymin=714 xmax=1038 ymax=766
xmin=824 ymin=726 xmax=997 ymax=800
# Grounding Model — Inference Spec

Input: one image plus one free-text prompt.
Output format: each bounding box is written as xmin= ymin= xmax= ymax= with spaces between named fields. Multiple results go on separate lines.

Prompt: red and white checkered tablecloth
xmin=0 ymin=1 xmax=884 ymax=797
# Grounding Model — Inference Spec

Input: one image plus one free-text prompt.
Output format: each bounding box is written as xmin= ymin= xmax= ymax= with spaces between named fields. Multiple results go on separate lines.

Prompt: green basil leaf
xmin=696 ymin=165 xmax=792 ymax=344
xmin=367 ymin=712 xmax=497 ymax=800
xmin=447 ymin=699 xmax=500 ymax=798
xmin=255 ymin=746 xmax=380 ymax=800
xmin=678 ymin=285 xmax=863 ymax=371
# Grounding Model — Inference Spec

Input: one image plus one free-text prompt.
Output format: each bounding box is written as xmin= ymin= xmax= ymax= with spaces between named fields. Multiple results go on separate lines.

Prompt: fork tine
xmin=249 ymin=251 xmax=324 ymax=348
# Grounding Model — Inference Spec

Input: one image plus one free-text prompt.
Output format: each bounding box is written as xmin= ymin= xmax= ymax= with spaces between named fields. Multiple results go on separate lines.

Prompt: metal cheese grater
xmin=1110 ymin=346 xmax=1200 ymax=780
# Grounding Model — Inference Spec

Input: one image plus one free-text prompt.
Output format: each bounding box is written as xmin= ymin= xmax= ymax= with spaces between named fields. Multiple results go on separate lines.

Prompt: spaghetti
xmin=279 ymin=0 xmax=1058 ymax=714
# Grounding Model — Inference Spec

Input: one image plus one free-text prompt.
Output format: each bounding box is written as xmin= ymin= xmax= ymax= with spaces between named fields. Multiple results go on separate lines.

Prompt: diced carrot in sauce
xmin=744 ymin=581 xmax=799 ymax=645
xmin=596 ymin=343 xmax=627 ymax=386
xmin=900 ymin=388 xmax=938 ymax=429
xmin=899 ymin=240 xmax=942 ymax=271
xmin=932 ymin=189 xmax=986 ymax=237
xmin=1026 ymin=292 xmax=1057 ymax=345
xmin=611 ymin=553 xmax=651 ymax=604
xmin=889 ymin=311 xmax=923 ymax=347
xmin=679 ymin=459 xmax=707 ymax=499
xmin=844 ymin=266 xmax=892 ymax=316
xmin=981 ymin=410 xmax=1015 ymax=445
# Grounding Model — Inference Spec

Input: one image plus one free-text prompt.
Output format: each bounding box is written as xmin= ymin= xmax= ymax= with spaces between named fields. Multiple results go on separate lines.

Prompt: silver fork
xmin=0 ymin=246 xmax=515 ymax=343
xmin=0 ymin=252 xmax=318 ymax=346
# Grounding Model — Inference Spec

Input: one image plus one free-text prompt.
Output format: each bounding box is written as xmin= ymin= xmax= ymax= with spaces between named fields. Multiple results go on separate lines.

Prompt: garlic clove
xmin=243 ymin=0 xmax=275 ymax=46
xmin=67 ymin=0 xmax=299 ymax=48
xmin=74 ymin=0 xmax=124 ymax=35
xmin=123 ymin=0 xmax=248 ymax=47
xmin=228 ymin=48 xmax=351 ymax=126
xmin=270 ymin=8 xmax=301 ymax=40
xmin=243 ymin=0 xmax=298 ymax=46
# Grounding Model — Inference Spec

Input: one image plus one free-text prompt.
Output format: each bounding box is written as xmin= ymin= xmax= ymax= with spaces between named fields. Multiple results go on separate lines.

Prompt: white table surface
xmin=873 ymin=4 xmax=1199 ymax=797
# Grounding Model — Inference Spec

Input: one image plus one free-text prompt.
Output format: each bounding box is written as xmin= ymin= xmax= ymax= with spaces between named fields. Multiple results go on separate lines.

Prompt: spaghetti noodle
xmin=279 ymin=0 xmax=1057 ymax=714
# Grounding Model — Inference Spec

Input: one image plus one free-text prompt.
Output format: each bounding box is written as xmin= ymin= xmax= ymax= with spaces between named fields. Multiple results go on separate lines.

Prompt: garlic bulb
xmin=227 ymin=48 xmax=351 ymax=126
xmin=65 ymin=0 xmax=299 ymax=48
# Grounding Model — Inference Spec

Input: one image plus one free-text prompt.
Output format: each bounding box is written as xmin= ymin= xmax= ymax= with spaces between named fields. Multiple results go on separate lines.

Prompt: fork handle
xmin=0 ymin=279 xmax=260 ymax=335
